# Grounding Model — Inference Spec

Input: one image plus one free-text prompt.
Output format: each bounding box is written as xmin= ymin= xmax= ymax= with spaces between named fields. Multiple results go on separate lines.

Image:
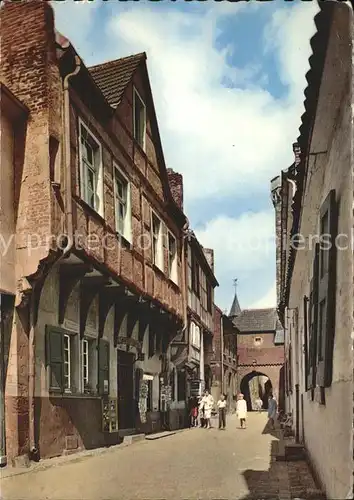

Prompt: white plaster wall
xmin=288 ymin=7 xmax=353 ymax=497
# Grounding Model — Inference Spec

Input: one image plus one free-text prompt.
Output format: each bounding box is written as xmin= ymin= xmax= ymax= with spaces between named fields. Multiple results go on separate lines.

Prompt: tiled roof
xmin=274 ymin=330 xmax=285 ymax=345
xmin=89 ymin=53 xmax=146 ymax=108
xmin=232 ymin=308 xmax=278 ymax=333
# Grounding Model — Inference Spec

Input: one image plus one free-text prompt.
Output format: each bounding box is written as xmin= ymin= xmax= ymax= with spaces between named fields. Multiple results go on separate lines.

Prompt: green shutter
xmin=98 ymin=339 xmax=110 ymax=395
xmin=317 ymin=190 xmax=336 ymax=388
xmin=46 ymin=326 xmax=64 ymax=393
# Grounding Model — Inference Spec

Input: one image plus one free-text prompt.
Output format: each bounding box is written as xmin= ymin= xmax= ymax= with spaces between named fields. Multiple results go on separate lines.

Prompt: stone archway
xmin=240 ymin=371 xmax=272 ymax=411
xmin=238 ymin=364 xmax=282 ymax=410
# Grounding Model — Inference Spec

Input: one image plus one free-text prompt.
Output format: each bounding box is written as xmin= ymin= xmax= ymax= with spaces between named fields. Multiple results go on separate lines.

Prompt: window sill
xmin=167 ymin=277 xmax=180 ymax=292
xmin=49 ymin=393 xmax=101 ymax=400
xmin=116 ymin=232 xmax=133 ymax=250
xmin=75 ymin=196 xmax=106 ymax=225
xmin=133 ymin=138 xmax=147 ymax=157
xmin=152 ymin=263 xmax=166 ymax=278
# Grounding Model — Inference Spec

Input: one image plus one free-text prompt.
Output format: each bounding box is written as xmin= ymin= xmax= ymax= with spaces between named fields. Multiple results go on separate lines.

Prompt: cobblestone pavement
xmin=0 ymin=413 xmax=322 ymax=500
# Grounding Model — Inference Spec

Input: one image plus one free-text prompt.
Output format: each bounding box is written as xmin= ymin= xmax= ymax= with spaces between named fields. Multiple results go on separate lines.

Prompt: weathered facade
xmin=0 ymin=0 xmax=189 ymax=463
xmin=272 ymin=2 xmax=353 ymax=498
xmin=229 ymin=290 xmax=285 ymax=411
xmin=171 ymin=231 xmax=218 ymax=412
xmin=209 ymin=306 xmax=238 ymax=411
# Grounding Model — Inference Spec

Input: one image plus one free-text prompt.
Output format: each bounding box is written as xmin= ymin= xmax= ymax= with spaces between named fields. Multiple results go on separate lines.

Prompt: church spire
xmin=229 ymin=278 xmax=241 ymax=318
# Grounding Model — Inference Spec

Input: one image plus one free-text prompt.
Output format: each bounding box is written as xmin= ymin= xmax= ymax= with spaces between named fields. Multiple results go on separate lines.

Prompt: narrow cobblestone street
xmin=0 ymin=414 xmax=321 ymax=500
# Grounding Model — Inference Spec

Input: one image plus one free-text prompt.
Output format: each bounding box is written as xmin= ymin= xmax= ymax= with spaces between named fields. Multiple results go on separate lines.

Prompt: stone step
xmin=122 ymin=434 xmax=145 ymax=446
xmin=285 ymin=443 xmax=307 ymax=461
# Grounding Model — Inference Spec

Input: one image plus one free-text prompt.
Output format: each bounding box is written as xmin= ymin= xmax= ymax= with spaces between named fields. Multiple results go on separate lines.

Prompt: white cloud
xmin=194 ymin=210 xmax=276 ymax=310
xmin=195 ymin=211 xmax=275 ymax=275
xmin=51 ymin=2 xmax=318 ymax=309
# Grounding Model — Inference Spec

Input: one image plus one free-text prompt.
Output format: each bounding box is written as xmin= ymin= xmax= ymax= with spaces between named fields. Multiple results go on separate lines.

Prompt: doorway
xmin=117 ymin=350 xmax=135 ymax=430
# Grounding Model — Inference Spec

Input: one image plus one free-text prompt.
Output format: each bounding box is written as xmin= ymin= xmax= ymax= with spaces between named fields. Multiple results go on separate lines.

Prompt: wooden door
xmin=117 ymin=350 xmax=135 ymax=430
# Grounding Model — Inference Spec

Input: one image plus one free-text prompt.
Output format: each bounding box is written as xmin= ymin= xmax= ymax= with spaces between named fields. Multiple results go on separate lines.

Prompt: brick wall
xmin=167 ymin=168 xmax=183 ymax=211
xmin=0 ymin=0 xmax=63 ymax=278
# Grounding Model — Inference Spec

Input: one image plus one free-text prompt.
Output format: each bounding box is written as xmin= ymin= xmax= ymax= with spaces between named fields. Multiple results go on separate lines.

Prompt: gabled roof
xmin=229 ymin=291 xmax=241 ymax=317
xmin=89 ymin=53 xmax=146 ymax=108
xmin=232 ymin=308 xmax=278 ymax=333
xmin=187 ymin=230 xmax=218 ymax=287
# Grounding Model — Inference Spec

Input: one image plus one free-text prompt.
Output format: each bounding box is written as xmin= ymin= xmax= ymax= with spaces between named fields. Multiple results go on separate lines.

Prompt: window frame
xmin=151 ymin=210 xmax=163 ymax=271
xmin=315 ymin=189 xmax=337 ymax=389
xmin=206 ymin=282 xmax=212 ymax=313
xmin=78 ymin=118 xmax=104 ymax=217
xmin=63 ymin=334 xmax=71 ymax=393
xmin=113 ymin=163 xmax=132 ymax=243
xmin=133 ymin=86 xmax=146 ymax=151
xmin=82 ymin=338 xmax=89 ymax=391
xmin=167 ymin=231 xmax=178 ymax=284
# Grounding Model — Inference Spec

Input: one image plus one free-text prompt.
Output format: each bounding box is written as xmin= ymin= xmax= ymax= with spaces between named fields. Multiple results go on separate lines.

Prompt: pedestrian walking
xmin=267 ymin=393 xmax=278 ymax=429
xmin=198 ymin=392 xmax=206 ymax=428
xmin=236 ymin=393 xmax=247 ymax=429
xmin=217 ymin=394 xmax=227 ymax=430
xmin=201 ymin=390 xmax=214 ymax=429
xmin=255 ymin=396 xmax=263 ymax=413
xmin=189 ymin=399 xmax=198 ymax=428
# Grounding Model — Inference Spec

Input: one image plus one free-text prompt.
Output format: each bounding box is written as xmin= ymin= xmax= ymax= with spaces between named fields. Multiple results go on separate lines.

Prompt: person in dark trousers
xmin=217 ymin=394 xmax=227 ymax=430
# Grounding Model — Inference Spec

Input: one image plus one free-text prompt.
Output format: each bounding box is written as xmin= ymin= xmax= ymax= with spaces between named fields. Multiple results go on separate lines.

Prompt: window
xmin=206 ymin=282 xmax=212 ymax=313
xmin=63 ymin=334 xmax=71 ymax=391
xmin=168 ymin=232 xmax=177 ymax=283
xmin=151 ymin=211 xmax=163 ymax=270
xmin=177 ymin=370 xmax=186 ymax=402
xmin=316 ymin=189 xmax=336 ymax=389
xmin=46 ymin=327 xmax=78 ymax=394
xmin=191 ymin=252 xmax=200 ymax=296
xmin=79 ymin=121 xmax=103 ymax=215
xmin=114 ymin=165 xmax=131 ymax=242
xmin=81 ymin=338 xmax=96 ymax=394
xmin=133 ymin=88 xmax=146 ymax=150
xmin=98 ymin=339 xmax=110 ymax=395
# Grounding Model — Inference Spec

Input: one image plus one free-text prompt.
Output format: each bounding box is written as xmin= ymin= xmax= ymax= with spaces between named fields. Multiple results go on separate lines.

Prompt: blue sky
xmin=52 ymin=0 xmax=319 ymax=313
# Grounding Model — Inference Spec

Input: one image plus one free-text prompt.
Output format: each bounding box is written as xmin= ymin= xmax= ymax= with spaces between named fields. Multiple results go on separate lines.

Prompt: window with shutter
xmin=98 ymin=339 xmax=110 ymax=395
xmin=316 ymin=190 xmax=336 ymax=388
xmin=46 ymin=326 xmax=64 ymax=393
xmin=308 ymin=243 xmax=319 ymax=391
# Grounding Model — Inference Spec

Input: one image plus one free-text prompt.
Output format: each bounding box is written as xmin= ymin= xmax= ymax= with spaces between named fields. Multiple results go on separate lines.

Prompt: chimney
xmin=203 ymin=248 xmax=214 ymax=273
xmin=167 ymin=169 xmax=183 ymax=211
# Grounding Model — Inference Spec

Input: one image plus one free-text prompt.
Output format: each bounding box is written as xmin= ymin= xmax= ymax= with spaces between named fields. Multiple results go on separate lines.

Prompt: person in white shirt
xmin=201 ymin=390 xmax=214 ymax=429
xmin=217 ymin=394 xmax=227 ymax=430
xmin=236 ymin=393 xmax=248 ymax=429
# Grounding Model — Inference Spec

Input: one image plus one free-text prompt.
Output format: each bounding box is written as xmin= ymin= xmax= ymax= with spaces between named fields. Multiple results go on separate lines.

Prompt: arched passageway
xmin=240 ymin=371 xmax=273 ymax=411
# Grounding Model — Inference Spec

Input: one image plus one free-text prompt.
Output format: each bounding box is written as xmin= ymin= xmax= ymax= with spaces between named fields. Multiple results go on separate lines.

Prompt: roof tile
xmin=232 ymin=308 xmax=278 ymax=332
xmin=89 ymin=53 xmax=146 ymax=107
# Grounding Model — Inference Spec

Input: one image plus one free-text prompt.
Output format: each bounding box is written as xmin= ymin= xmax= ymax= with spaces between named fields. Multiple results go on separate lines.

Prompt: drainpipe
xmin=62 ymin=55 xmax=81 ymax=254
xmin=28 ymin=56 xmax=82 ymax=458
xmin=0 ymin=294 xmax=6 ymax=466
xmin=220 ymin=313 xmax=224 ymax=396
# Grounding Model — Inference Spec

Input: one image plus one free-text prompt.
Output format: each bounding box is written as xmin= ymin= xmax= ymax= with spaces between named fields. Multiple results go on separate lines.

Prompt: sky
xmin=52 ymin=0 xmax=319 ymax=314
